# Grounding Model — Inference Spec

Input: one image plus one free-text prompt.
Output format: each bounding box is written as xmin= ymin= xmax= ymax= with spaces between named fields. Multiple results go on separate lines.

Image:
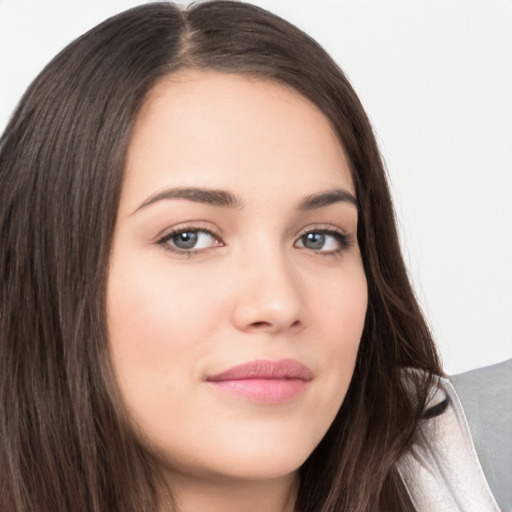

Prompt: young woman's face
xmin=107 ymin=71 xmax=367 ymax=485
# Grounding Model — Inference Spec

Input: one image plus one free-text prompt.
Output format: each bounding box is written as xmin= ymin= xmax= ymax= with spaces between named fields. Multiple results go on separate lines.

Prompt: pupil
xmin=174 ymin=231 xmax=198 ymax=249
xmin=304 ymin=232 xmax=325 ymax=250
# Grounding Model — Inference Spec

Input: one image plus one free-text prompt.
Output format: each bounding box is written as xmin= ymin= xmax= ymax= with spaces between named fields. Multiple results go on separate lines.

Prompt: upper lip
xmin=206 ymin=359 xmax=314 ymax=382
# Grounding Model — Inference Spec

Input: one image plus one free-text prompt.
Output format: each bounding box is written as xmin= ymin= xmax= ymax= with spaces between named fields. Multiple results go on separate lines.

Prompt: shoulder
xmin=451 ymin=357 xmax=512 ymax=399
xmin=396 ymin=364 xmax=511 ymax=511
xmin=450 ymin=358 xmax=512 ymax=511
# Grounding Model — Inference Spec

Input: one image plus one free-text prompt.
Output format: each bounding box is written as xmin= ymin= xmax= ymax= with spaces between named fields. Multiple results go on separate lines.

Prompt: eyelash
xmin=295 ymin=226 xmax=354 ymax=257
xmin=156 ymin=223 xmax=222 ymax=257
xmin=156 ymin=224 xmax=354 ymax=257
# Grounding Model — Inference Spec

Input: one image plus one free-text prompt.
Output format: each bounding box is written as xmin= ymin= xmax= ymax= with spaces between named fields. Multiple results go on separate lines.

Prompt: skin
xmin=107 ymin=70 xmax=368 ymax=512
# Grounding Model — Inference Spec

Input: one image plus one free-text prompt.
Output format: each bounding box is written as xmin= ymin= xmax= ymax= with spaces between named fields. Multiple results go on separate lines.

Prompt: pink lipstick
xmin=206 ymin=359 xmax=313 ymax=403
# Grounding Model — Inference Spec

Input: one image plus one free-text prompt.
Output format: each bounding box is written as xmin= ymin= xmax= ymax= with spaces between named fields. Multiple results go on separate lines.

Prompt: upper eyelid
xmin=155 ymin=222 xmax=223 ymax=241
xmin=295 ymin=228 xmax=350 ymax=245
xmin=156 ymin=222 xmax=350 ymax=239
xmin=295 ymin=223 xmax=349 ymax=237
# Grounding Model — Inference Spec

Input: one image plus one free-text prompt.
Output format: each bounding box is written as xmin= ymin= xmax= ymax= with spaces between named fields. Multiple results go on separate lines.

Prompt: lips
xmin=206 ymin=359 xmax=313 ymax=403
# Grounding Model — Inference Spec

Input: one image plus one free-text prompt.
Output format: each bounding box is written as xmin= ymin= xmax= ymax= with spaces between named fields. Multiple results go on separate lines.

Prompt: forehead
xmin=121 ymin=70 xmax=354 ymax=213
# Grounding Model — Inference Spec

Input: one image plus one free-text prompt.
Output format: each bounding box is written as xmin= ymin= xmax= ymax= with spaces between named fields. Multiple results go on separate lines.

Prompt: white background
xmin=1 ymin=0 xmax=511 ymax=375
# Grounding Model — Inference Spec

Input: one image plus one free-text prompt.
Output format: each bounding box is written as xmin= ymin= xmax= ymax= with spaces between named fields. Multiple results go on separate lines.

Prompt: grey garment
xmin=450 ymin=358 xmax=512 ymax=512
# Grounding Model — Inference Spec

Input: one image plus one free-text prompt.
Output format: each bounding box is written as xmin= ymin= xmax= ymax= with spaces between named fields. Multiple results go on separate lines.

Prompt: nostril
xmin=248 ymin=319 xmax=302 ymax=332
xmin=250 ymin=321 xmax=272 ymax=329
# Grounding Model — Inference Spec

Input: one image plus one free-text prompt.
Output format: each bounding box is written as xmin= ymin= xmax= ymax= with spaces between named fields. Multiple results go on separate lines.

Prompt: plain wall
xmin=1 ymin=0 xmax=511 ymax=374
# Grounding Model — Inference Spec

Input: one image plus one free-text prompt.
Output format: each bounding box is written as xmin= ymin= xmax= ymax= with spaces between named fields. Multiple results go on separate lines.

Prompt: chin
xmin=151 ymin=432 xmax=315 ymax=483
xmin=217 ymin=450 xmax=308 ymax=481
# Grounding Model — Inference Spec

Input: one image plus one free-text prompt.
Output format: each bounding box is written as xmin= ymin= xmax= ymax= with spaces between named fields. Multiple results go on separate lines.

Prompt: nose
xmin=230 ymin=250 xmax=303 ymax=334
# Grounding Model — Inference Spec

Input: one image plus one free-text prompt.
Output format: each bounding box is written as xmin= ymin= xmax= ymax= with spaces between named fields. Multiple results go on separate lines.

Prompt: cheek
xmin=107 ymin=253 xmax=222 ymax=349
xmin=311 ymin=259 xmax=367 ymax=345
xmin=307 ymin=264 xmax=367 ymax=406
xmin=327 ymin=279 xmax=367 ymax=361
xmin=105 ymin=257 xmax=224 ymax=425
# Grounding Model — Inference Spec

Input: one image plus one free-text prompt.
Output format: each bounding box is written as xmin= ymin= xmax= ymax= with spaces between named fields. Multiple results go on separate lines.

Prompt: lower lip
xmin=208 ymin=378 xmax=309 ymax=403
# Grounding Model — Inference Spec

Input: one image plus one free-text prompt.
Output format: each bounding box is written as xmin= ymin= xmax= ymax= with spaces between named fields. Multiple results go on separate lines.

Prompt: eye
xmin=157 ymin=228 xmax=222 ymax=254
xmin=295 ymin=229 xmax=351 ymax=254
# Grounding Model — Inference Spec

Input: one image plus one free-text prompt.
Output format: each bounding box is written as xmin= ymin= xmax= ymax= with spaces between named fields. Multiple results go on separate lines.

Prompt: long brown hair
xmin=0 ymin=2 xmax=441 ymax=511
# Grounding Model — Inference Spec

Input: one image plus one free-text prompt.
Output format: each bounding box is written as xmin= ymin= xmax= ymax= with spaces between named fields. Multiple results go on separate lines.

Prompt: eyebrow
xmin=297 ymin=189 xmax=358 ymax=210
xmin=132 ymin=186 xmax=358 ymax=215
xmin=132 ymin=187 xmax=243 ymax=214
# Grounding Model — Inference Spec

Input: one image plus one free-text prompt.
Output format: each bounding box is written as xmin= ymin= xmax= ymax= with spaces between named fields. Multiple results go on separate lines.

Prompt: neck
xmin=159 ymin=470 xmax=299 ymax=512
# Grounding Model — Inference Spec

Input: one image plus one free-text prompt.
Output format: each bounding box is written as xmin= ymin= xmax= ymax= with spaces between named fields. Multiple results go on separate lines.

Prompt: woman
xmin=0 ymin=2 xmax=504 ymax=511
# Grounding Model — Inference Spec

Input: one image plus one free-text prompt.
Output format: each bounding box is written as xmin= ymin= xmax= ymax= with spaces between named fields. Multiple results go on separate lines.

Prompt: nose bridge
xmin=231 ymin=237 xmax=303 ymax=333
